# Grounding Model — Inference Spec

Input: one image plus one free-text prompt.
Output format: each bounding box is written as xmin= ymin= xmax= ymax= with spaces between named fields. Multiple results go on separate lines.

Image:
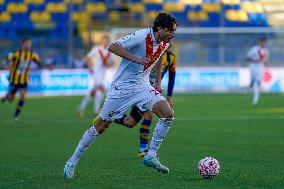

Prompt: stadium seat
xmin=147 ymin=10 xmax=159 ymax=20
xmin=64 ymin=0 xmax=84 ymax=4
xmin=0 ymin=12 xmax=11 ymax=22
xmin=132 ymin=13 xmax=144 ymax=21
xmin=187 ymin=10 xmax=209 ymax=21
xmin=46 ymin=3 xmax=67 ymax=13
xmin=208 ymin=12 xmax=220 ymax=22
xmin=12 ymin=13 xmax=29 ymax=22
xmin=202 ymin=3 xmax=221 ymax=12
xmin=7 ymin=3 xmax=28 ymax=13
xmin=51 ymin=13 xmax=68 ymax=21
xmin=129 ymin=0 xmax=142 ymax=2
xmin=225 ymin=9 xmax=248 ymax=22
xmin=24 ymin=0 xmax=44 ymax=4
xmin=30 ymin=11 xmax=51 ymax=22
xmin=145 ymin=3 xmax=163 ymax=11
xmin=108 ymin=11 xmax=120 ymax=22
xmin=241 ymin=1 xmax=264 ymax=13
xmin=85 ymin=2 xmax=106 ymax=13
xmin=181 ymin=0 xmax=202 ymax=5
xmin=28 ymin=4 xmax=45 ymax=11
xmin=0 ymin=0 xmax=272 ymax=54
xmin=129 ymin=2 xmax=145 ymax=13
xmin=221 ymin=0 xmax=240 ymax=5
xmin=72 ymin=12 xmax=89 ymax=22
xmin=0 ymin=4 xmax=5 ymax=12
xmin=143 ymin=0 xmax=163 ymax=3
xmin=163 ymin=2 xmax=185 ymax=12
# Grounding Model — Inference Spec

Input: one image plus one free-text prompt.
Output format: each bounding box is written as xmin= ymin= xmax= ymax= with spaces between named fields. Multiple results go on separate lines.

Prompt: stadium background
xmin=0 ymin=0 xmax=284 ymax=95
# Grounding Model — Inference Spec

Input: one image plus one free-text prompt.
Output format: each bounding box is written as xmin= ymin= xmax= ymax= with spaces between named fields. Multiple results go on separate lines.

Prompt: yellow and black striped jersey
xmin=160 ymin=50 xmax=176 ymax=77
xmin=150 ymin=50 xmax=177 ymax=96
xmin=7 ymin=50 xmax=40 ymax=85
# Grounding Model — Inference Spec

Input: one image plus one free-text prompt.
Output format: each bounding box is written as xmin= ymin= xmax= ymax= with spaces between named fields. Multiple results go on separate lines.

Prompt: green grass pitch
xmin=0 ymin=94 xmax=284 ymax=189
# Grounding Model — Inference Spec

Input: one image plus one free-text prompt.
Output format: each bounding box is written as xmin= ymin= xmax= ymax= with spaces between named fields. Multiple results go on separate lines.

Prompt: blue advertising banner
xmin=0 ymin=68 xmax=283 ymax=96
xmin=0 ymin=69 xmax=90 ymax=96
xmin=162 ymin=68 xmax=239 ymax=92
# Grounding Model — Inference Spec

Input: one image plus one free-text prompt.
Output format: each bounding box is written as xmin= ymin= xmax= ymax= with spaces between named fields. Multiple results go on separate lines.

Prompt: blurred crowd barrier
xmin=1 ymin=67 xmax=284 ymax=96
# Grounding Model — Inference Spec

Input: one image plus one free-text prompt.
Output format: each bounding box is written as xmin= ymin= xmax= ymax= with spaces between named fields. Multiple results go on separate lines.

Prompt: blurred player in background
xmin=77 ymin=34 xmax=114 ymax=118
xmin=1 ymin=37 xmax=40 ymax=121
xmin=64 ymin=12 xmax=177 ymax=179
xmin=246 ymin=37 xmax=269 ymax=106
xmin=114 ymin=47 xmax=177 ymax=158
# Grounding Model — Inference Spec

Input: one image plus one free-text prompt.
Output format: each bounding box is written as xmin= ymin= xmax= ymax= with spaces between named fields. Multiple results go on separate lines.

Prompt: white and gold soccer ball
xmin=198 ymin=157 xmax=220 ymax=179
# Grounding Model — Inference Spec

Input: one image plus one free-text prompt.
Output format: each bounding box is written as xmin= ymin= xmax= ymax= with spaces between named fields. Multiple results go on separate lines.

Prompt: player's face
xmin=159 ymin=24 xmax=177 ymax=43
xmin=101 ymin=37 xmax=110 ymax=48
xmin=259 ymin=40 xmax=266 ymax=48
xmin=22 ymin=40 xmax=32 ymax=50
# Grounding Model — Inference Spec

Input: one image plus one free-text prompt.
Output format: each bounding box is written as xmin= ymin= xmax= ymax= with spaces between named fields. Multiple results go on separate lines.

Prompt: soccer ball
xmin=198 ymin=157 xmax=220 ymax=179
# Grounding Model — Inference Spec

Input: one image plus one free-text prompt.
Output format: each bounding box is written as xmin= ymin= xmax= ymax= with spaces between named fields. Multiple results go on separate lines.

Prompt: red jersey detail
xmin=258 ymin=48 xmax=266 ymax=62
xmin=143 ymin=34 xmax=167 ymax=71
xmin=98 ymin=48 xmax=111 ymax=65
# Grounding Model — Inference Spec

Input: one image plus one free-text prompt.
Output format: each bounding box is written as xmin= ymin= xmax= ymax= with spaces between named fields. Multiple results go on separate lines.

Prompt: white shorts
xmin=99 ymin=84 xmax=165 ymax=121
xmin=249 ymin=63 xmax=264 ymax=83
xmin=93 ymin=74 xmax=105 ymax=88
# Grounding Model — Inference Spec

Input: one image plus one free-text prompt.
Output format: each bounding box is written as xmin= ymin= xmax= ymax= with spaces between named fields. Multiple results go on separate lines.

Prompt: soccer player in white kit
xmin=246 ymin=37 xmax=269 ymax=106
xmin=78 ymin=35 xmax=114 ymax=117
xmin=64 ymin=12 xmax=177 ymax=179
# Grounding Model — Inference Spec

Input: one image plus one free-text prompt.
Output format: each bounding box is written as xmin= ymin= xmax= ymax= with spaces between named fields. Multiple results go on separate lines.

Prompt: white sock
xmin=94 ymin=91 xmax=104 ymax=114
xmin=69 ymin=126 xmax=99 ymax=165
xmin=79 ymin=94 xmax=91 ymax=111
xmin=147 ymin=118 xmax=173 ymax=157
xmin=252 ymin=82 xmax=260 ymax=105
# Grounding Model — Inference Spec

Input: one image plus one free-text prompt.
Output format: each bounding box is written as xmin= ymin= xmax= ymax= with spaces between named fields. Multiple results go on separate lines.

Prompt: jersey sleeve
xmin=7 ymin=51 xmax=15 ymax=62
xmin=169 ymin=54 xmax=176 ymax=72
xmin=167 ymin=54 xmax=176 ymax=97
xmin=246 ymin=46 xmax=256 ymax=60
xmin=115 ymin=28 xmax=148 ymax=50
xmin=32 ymin=52 xmax=40 ymax=64
xmin=86 ymin=47 xmax=97 ymax=59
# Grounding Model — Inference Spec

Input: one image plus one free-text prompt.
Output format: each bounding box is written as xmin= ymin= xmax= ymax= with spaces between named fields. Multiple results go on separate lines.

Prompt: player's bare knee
xmin=162 ymin=108 xmax=174 ymax=119
xmin=96 ymin=124 xmax=107 ymax=134
xmin=94 ymin=119 xmax=111 ymax=134
xmin=144 ymin=112 xmax=154 ymax=120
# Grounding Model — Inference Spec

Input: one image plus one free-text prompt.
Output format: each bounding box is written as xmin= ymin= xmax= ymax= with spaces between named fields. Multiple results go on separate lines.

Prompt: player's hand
xmin=89 ymin=68 xmax=94 ymax=74
xmin=135 ymin=57 xmax=151 ymax=65
xmin=155 ymin=82 xmax=163 ymax=93
xmin=166 ymin=96 xmax=173 ymax=108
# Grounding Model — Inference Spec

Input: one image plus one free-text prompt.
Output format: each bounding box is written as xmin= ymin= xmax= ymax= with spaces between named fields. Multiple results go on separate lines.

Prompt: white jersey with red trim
xmin=112 ymin=28 xmax=170 ymax=90
xmin=247 ymin=45 xmax=269 ymax=64
xmin=87 ymin=45 xmax=114 ymax=83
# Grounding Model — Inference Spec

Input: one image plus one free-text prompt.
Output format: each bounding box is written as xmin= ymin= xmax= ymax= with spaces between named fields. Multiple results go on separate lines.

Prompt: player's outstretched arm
xmin=85 ymin=57 xmax=94 ymax=74
xmin=108 ymin=43 xmax=151 ymax=65
xmin=153 ymin=58 xmax=163 ymax=93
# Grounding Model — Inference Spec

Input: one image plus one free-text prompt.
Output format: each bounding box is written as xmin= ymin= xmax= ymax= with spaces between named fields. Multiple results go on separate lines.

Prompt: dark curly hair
xmin=21 ymin=37 xmax=32 ymax=43
xmin=153 ymin=12 xmax=177 ymax=32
